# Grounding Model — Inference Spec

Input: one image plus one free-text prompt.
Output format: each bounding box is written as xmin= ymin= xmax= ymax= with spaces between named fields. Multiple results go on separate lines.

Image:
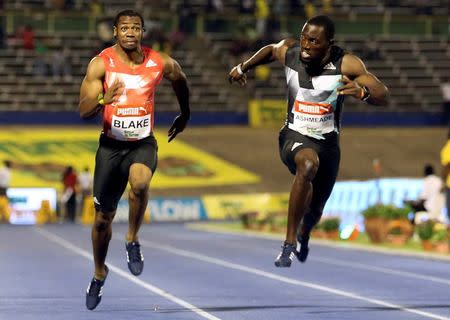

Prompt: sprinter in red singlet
xmin=79 ymin=10 xmax=190 ymax=310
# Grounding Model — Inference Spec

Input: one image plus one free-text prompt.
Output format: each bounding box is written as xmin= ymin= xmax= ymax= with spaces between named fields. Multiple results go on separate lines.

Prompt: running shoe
xmin=274 ymin=242 xmax=297 ymax=267
xmin=126 ymin=241 xmax=144 ymax=276
xmin=296 ymin=233 xmax=310 ymax=263
xmin=86 ymin=265 xmax=109 ymax=310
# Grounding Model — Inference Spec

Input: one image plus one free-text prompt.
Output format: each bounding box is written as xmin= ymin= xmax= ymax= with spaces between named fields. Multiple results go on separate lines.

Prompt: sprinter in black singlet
xmin=228 ymin=15 xmax=389 ymax=267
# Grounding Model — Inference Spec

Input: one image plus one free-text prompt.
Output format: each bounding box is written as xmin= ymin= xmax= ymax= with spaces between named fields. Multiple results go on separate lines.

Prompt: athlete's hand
xmin=337 ymin=75 xmax=364 ymax=99
xmin=103 ymin=79 xmax=125 ymax=104
xmin=168 ymin=113 xmax=189 ymax=142
xmin=228 ymin=64 xmax=247 ymax=86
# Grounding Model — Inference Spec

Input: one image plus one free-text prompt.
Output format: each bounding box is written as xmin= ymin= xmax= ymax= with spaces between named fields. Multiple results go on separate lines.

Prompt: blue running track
xmin=0 ymin=223 xmax=449 ymax=320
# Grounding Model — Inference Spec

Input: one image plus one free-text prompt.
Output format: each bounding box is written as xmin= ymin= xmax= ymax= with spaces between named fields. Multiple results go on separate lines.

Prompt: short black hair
xmin=114 ymin=10 xmax=144 ymax=28
xmin=306 ymin=15 xmax=335 ymax=41
xmin=424 ymin=164 xmax=434 ymax=176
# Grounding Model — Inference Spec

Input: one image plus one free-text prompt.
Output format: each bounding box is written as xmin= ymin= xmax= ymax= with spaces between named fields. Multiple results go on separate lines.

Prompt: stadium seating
xmin=0 ymin=1 xmax=448 ymax=114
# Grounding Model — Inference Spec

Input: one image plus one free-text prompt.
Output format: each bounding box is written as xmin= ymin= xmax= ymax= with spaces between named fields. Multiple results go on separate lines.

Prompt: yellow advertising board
xmin=248 ymin=99 xmax=286 ymax=128
xmin=0 ymin=127 xmax=259 ymax=191
xmin=202 ymin=192 xmax=289 ymax=220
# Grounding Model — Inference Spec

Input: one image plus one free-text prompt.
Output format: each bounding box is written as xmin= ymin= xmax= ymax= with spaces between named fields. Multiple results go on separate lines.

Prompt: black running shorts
xmin=93 ymin=134 xmax=158 ymax=213
xmin=278 ymin=126 xmax=340 ymax=212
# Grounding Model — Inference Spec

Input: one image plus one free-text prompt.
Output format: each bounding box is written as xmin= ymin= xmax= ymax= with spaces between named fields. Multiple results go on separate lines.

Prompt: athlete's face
xmin=114 ymin=16 xmax=143 ymax=51
xmin=299 ymin=23 xmax=331 ymax=64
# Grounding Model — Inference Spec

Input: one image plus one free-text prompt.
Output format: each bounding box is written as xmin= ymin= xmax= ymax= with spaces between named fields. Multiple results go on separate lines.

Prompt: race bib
xmin=111 ymin=106 xmax=151 ymax=140
xmin=290 ymin=100 xmax=335 ymax=138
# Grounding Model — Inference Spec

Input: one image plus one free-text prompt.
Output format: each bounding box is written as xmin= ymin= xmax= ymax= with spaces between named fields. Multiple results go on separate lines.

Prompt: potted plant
xmin=310 ymin=223 xmax=326 ymax=239
xmin=416 ymin=220 xmax=434 ymax=251
xmin=319 ymin=216 xmax=341 ymax=240
xmin=431 ymin=223 xmax=449 ymax=254
xmin=362 ymin=204 xmax=413 ymax=243
xmin=362 ymin=204 xmax=387 ymax=243
xmin=385 ymin=205 xmax=414 ymax=245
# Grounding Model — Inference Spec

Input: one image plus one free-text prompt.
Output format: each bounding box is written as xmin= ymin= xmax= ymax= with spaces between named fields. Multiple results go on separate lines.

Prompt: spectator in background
xmin=51 ymin=46 xmax=73 ymax=82
xmin=62 ymin=166 xmax=78 ymax=223
xmin=144 ymin=24 xmax=170 ymax=53
xmin=177 ymin=0 xmax=195 ymax=34
xmin=240 ymin=0 xmax=255 ymax=14
xmin=273 ymin=0 xmax=288 ymax=15
xmin=255 ymin=0 xmax=269 ymax=37
xmin=33 ymin=39 xmax=49 ymax=78
xmin=405 ymin=164 xmax=443 ymax=221
xmin=206 ymin=0 xmax=225 ymax=32
xmin=89 ymin=0 xmax=104 ymax=17
xmin=440 ymin=76 xmax=450 ymax=125
xmin=207 ymin=0 xmax=224 ymax=13
xmin=440 ymin=131 xmax=450 ymax=221
xmin=254 ymin=64 xmax=271 ymax=88
xmin=18 ymin=25 xmax=35 ymax=51
xmin=95 ymin=18 xmax=114 ymax=54
xmin=322 ymin=0 xmax=333 ymax=15
xmin=0 ymin=160 xmax=12 ymax=197
xmin=304 ymin=0 xmax=317 ymax=19
xmin=0 ymin=24 xmax=5 ymax=49
xmin=78 ymin=166 xmax=93 ymax=213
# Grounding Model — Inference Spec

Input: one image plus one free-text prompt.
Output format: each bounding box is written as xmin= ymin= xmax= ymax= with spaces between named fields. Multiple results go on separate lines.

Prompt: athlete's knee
xmin=295 ymin=153 xmax=319 ymax=181
xmin=130 ymin=182 xmax=149 ymax=197
xmin=94 ymin=212 xmax=113 ymax=231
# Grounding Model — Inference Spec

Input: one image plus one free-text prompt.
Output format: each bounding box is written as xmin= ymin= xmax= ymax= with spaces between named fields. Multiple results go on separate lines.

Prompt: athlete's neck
xmin=318 ymin=49 xmax=331 ymax=67
xmin=114 ymin=44 xmax=144 ymax=66
xmin=303 ymin=48 xmax=332 ymax=76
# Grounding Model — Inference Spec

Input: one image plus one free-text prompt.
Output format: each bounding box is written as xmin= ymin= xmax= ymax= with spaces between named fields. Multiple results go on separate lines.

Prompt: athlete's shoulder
xmin=96 ymin=46 xmax=118 ymax=70
xmin=98 ymin=46 xmax=115 ymax=58
xmin=85 ymin=55 xmax=105 ymax=79
xmin=282 ymin=38 xmax=298 ymax=48
xmin=341 ymin=51 xmax=365 ymax=67
xmin=284 ymin=40 xmax=300 ymax=68
xmin=142 ymin=46 xmax=164 ymax=66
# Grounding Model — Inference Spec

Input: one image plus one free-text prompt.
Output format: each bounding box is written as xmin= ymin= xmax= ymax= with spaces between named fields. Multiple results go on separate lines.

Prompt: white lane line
xmin=311 ymin=256 xmax=450 ymax=286
xmin=137 ymin=238 xmax=450 ymax=320
xmin=35 ymin=228 xmax=222 ymax=320
xmin=188 ymin=224 xmax=450 ymax=285
xmin=187 ymin=223 xmax=450 ymax=262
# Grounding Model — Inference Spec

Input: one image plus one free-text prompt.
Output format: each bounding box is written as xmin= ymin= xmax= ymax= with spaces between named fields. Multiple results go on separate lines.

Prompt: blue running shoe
xmin=86 ymin=265 xmax=109 ymax=310
xmin=296 ymin=233 xmax=310 ymax=263
xmin=274 ymin=242 xmax=297 ymax=267
xmin=126 ymin=242 xmax=144 ymax=276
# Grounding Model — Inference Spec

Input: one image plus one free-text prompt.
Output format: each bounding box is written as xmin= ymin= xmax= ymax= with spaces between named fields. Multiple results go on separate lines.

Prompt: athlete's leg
xmin=285 ymin=148 xmax=319 ymax=244
xmin=299 ymin=145 xmax=340 ymax=239
xmin=126 ymin=163 xmax=153 ymax=243
xmin=91 ymin=142 xmax=128 ymax=278
xmin=92 ymin=210 xmax=115 ymax=279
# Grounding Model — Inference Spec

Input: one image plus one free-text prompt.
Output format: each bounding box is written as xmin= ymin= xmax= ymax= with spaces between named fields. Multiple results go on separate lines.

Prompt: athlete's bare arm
xmin=228 ymin=38 xmax=297 ymax=86
xmin=161 ymin=53 xmax=190 ymax=142
xmin=339 ymin=54 xmax=389 ymax=106
xmin=79 ymin=56 xmax=124 ymax=119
